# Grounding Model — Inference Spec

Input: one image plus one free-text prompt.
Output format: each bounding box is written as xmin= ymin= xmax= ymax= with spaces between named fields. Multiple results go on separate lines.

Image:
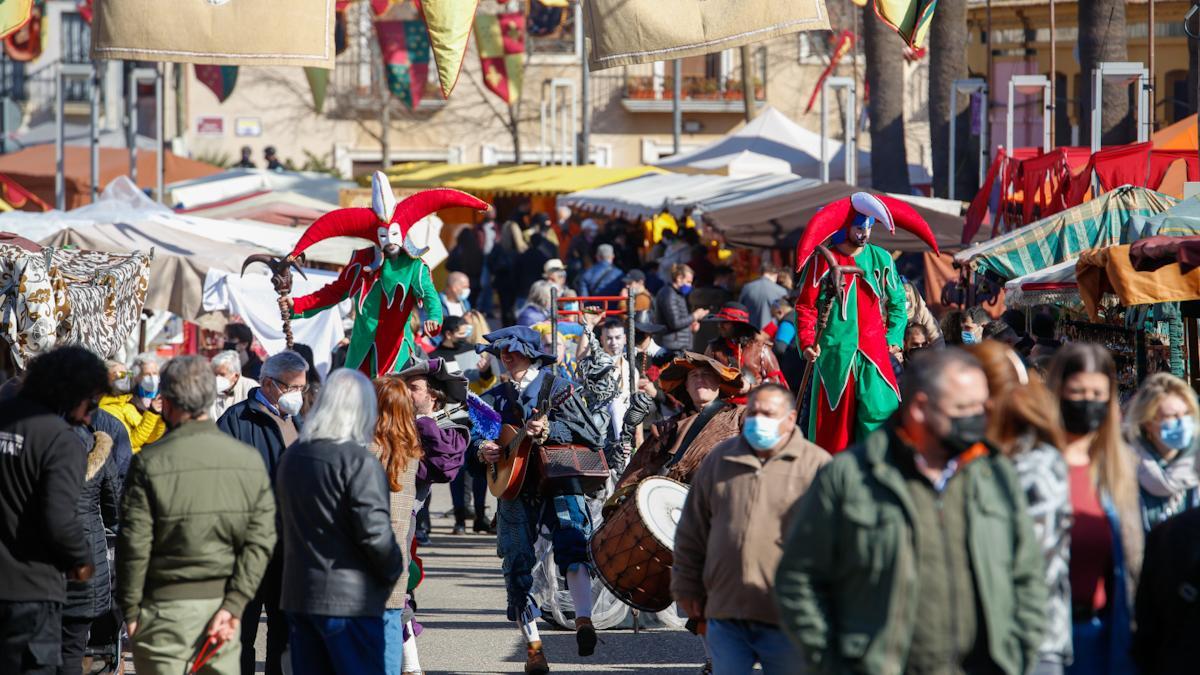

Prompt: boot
xmin=473 ymin=506 xmax=491 ymax=533
xmin=575 ymin=617 xmax=597 ymax=657
xmin=524 ymin=641 xmax=550 ymax=675
xmin=453 ymin=506 xmax=469 ymax=535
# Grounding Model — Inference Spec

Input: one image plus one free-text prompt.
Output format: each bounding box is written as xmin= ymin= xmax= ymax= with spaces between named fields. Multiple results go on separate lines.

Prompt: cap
xmin=544 ymin=258 xmax=566 ymax=275
xmin=623 ymin=269 xmax=646 ymax=283
xmin=581 ymin=218 xmax=599 ymax=232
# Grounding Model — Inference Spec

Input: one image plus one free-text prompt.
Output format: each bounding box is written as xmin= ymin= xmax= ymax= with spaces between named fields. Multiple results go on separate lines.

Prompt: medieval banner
xmin=377 ymin=19 xmax=431 ymax=110
xmin=91 ymin=0 xmax=336 ymax=68
xmin=583 ymin=0 xmax=828 ymax=71
xmin=474 ymin=11 xmax=524 ymax=105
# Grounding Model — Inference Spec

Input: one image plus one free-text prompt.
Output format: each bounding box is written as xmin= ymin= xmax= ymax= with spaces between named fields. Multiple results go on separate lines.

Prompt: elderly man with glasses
xmin=217 ymin=350 xmax=308 ymax=675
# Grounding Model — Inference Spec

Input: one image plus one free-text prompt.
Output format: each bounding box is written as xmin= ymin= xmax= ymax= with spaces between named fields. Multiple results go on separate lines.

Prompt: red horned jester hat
xmin=794 ymin=192 xmax=939 ymax=272
xmin=287 ymin=171 xmax=489 ymax=265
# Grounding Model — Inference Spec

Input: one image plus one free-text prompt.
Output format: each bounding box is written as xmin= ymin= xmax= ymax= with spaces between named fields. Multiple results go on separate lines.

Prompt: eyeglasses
xmin=270 ymin=378 xmax=308 ymax=395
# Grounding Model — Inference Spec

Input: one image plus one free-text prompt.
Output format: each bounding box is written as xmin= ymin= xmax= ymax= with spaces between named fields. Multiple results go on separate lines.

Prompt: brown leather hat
xmin=657 ymin=351 xmax=744 ymax=398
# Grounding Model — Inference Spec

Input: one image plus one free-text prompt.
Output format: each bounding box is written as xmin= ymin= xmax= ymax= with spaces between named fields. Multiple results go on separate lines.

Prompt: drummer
xmin=612 ymin=352 xmax=746 ymax=496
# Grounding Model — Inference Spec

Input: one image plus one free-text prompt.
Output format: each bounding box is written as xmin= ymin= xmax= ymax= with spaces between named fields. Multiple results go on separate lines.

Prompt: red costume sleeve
xmin=795 ymin=258 xmax=824 ymax=349
xmin=293 ymin=260 xmax=362 ymax=317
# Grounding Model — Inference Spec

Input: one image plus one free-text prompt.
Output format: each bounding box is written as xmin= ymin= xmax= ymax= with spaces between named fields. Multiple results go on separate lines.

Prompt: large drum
xmin=588 ymin=477 xmax=689 ymax=612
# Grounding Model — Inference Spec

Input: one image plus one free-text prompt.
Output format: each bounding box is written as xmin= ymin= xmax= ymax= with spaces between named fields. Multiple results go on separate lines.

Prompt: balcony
xmin=620 ymin=75 xmax=767 ymax=113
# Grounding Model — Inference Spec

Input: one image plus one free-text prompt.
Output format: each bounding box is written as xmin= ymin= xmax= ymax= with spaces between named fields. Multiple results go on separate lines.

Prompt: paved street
xmin=412 ymin=486 xmax=705 ymax=674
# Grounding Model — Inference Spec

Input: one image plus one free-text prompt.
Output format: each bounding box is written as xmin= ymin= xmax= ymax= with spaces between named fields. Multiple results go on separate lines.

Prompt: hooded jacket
xmin=65 ymin=430 xmax=120 ymax=619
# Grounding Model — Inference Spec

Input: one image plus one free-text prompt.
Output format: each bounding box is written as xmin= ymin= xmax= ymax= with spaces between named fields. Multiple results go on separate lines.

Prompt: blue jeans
xmin=287 ymin=613 xmax=387 ymax=675
xmin=382 ymin=609 xmax=404 ymax=675
xmin=706 ymin=619 xmax=803 ymax=675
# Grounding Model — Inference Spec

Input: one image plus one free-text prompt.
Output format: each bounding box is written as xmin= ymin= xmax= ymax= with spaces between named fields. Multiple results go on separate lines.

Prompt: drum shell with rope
xmin=587 ymin=476 xmax=689 ymax=612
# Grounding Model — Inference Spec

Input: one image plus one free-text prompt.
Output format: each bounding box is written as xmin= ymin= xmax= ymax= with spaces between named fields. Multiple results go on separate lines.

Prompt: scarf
xmin=1135 ymin=436 xmax=1198 ymax=503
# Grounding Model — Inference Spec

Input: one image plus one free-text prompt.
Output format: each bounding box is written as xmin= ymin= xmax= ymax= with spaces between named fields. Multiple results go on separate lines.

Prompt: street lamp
xmin=820 ymin=76 xmax=856 ymax=185
xmin=1007 ymin=74 xmax=1052 ymax=154
xmin=949 ymin=78 xmax=989 ymax=201
xmin=1090 ymin=62 xmax=1150 ymax=152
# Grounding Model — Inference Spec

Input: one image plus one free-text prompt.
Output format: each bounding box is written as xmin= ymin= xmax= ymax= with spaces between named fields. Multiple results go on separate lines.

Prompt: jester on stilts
xmin=246 ymin=171 xmax=489 ymax=377
xmin=794 ymin=192 xmax=939 ymax=452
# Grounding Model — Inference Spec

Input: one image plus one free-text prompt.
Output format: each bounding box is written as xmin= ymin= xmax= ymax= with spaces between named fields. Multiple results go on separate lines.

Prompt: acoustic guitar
xmin=486 ymin=388 xmax=571 ymax=499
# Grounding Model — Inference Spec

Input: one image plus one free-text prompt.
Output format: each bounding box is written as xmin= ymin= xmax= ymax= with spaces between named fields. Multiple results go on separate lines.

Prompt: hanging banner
xmin=583 ymin=0 xmax=827 ymax=71
xmin=474 ymin=11 xmax=524 ymax=105
xmin=376 ymin=19 xmax=430 ymax=110
xmin=0 ymin=0 xmax=33 ymax=41
xmin=195 ymin=64 xmax=239 ymax=103
xmin=91 ymin=0 xmax=336 ymax=68
xmin=305 ymin=67 xmax=330 ymax=112
xmin=874 ymin=0 xmax=938 ymax=49
xmin=421 ymin=0 xmax=479 ymax=98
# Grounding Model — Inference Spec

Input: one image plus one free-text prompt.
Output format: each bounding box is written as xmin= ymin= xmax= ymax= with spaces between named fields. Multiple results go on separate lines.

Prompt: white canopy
xmin=166 ymin=168 xmax=356 ymax=209
xmin=557 ymin=173 xmax=819 ymax=221
xmin=652 ymin=106 xmax=932 ymax=185
xmin=1003 ymin=258 xmax=1081 ymax=309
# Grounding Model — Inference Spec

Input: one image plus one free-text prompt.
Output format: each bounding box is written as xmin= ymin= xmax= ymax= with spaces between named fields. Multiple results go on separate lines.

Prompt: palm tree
xmin=864 ymin=0 xmax=912 ymax=193
xmin=928 ymin=0 xmax=968 ymax=198
xmin=1079 ymin=0 xmax=1130 ymax=144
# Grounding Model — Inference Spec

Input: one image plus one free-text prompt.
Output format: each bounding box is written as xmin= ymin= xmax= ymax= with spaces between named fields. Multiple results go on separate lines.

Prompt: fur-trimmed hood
xmin=86 ymin=431 xmax=113 ymax=481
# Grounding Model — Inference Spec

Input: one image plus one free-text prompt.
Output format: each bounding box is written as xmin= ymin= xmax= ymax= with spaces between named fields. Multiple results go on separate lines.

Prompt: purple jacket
xmin=415 ymin=416 xmax=467 ymax=492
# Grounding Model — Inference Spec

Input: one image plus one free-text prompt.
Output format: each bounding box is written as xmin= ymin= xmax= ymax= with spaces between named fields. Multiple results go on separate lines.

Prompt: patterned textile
xmin=474 ymin=12 xmax=525 ymax=104
xmin=376 ymin=20 xmax=430 ymax=110
xmin=497 ymin=493 xmax=591 ymax=620
xmin=0 ymin=242 xmax=150 ymax=368
xmin=194 ymin=64 xmax=238 ymax=103
xmin=956 ymin=186 xmax=1178 ymax=282
xmin=1011 ymin=439 xmax=1072 ymax=664
xmin=874 ymin=0 xmax=937 ymax=48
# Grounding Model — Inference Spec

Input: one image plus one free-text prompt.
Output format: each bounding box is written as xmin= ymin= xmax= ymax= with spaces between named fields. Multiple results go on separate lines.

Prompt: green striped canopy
xmin=953 ymin=186 xmax=1179 ymax=281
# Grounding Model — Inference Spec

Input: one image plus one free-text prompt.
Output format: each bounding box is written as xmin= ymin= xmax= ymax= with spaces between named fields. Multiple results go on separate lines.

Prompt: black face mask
xmin=223 ymin=340 xmax=238 ymax=352
xmin=941 ymin=412 xmax=988 ymax=455
xmin=1061 ymin=398 xmax=1108 ymax=435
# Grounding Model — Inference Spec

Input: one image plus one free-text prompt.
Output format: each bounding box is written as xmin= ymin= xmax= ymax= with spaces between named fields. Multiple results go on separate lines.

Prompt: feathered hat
xmin=793 ymin=192 xmax=939 ymax=271
xmin=286 ymin=171 xmax=489 ymax=263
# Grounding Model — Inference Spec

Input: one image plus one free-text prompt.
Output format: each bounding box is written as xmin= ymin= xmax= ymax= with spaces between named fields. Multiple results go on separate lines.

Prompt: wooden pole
xmin=1149 ymin=0 xmax=1156 ymax=129
xmin=740 ymin=44 xmax=756 ymax=122
xmin=1049 ymin=0 xmax=1056 ymax=146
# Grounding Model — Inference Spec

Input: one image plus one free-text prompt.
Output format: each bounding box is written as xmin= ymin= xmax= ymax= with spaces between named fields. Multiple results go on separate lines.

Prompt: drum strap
xmin=662 ymin=399 xmax=730 ymax=472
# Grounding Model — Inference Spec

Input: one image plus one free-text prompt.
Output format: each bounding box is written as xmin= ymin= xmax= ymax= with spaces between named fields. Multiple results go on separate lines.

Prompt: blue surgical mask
xmin=743 ymin=415 xmax=784 ymax=451
xmin=461 ymin=324 xmax=474 ymax=339
xmin=458 ymin=289 xmax=471 ymax=302
xmin=564 ymin=301 xmax=580 ymax=313
xmin=679 ymin=283 xmax=693 ymax=296
xmin=961 ymin=330 xmax=978 ymax=345
xmin=1160 ymin=417 xmax=1196 ymax=451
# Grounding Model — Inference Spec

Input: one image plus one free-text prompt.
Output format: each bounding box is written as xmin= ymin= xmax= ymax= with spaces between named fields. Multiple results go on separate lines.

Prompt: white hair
xmin=211 ymin=350 xmax=241 ymax=374
xmin=132 ymin=352 xmax=161 ymax=375
xmin=261 ymin=350 xmax=309 ymax=383
xmin=300 ymin=368 xmax=377 ymax=447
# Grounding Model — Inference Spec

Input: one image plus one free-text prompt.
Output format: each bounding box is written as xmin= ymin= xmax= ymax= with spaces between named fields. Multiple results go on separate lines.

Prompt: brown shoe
xmin=525 ymin=641 xmax=550 ymax=674
xmin=575 ymin=617 xmax=597 ymax=657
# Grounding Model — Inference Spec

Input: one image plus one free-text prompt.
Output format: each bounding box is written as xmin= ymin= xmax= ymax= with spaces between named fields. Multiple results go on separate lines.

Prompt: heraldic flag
xmin=195 ymin=64 xmax=239 ymax=103
xmin=475 ymin=12 xmax=525 ymax=105
xmin=376 ymin=19 xmax=431 ymax=110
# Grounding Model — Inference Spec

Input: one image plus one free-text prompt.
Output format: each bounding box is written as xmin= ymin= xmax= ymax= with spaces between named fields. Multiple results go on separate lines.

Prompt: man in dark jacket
xmin=277 ymin=369 xmax=404 ymax=673
xmin=0 ymin=346 xmax=108 ymax=675
xmin=775 ymin=349 xmax=1047 ymax=675
xmin=217 ymin=350 xmax=307 ymax=675
xmin=119 ymin=355 xmax=276 ymax=675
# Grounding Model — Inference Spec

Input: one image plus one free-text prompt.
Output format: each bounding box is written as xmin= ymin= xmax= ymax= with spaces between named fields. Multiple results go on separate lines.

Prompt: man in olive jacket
xmin=118 ymin=356 xmax=276 ymax=675
xmin=775 ymin=349 xmax=1046 ymax=675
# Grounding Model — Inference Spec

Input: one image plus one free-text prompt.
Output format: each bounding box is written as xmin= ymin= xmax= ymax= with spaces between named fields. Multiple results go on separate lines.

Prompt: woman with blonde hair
xmin=371 ymin=376 xmax=425 ymax=675
xmin=1045 ymin=343 xmax=1141 ymax=675
xmin=1124 ymin=372 xmax=1200 ymax=532
xmin=967 ymin=341 xmax=1071 ymax=673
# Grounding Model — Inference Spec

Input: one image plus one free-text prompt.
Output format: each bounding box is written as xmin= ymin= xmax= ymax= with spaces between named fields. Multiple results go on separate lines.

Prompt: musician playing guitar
xmin=472 ymin=326 xmax=606 ymax=675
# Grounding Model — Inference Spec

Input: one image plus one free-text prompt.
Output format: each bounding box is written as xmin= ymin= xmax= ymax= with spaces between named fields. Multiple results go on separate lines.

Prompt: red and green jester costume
xmin=287 ymin=171 xmax=489 ymax=377
xmin=794 ymin=192 xmax=939 ymax=452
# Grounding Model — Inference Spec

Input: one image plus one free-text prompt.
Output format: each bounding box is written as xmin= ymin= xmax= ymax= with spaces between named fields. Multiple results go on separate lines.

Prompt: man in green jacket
xmin=118 ymin=356 xmax=276 ymax=675
xmin=775 ymin=348 xmax=1047 ymax=675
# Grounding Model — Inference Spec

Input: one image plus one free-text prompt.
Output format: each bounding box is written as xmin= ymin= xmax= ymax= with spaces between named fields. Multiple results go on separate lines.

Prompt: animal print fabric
xmin=0 ymin=243 xmax=150 ymax=366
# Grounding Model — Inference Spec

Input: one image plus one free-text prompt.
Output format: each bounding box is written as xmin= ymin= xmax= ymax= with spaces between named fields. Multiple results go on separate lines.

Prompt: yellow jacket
xmin=99 ymin=394 xmax=165 ymax=453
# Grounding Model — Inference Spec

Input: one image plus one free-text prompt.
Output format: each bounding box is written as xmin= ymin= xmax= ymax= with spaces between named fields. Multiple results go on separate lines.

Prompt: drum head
xmin=635 ymin=477 xmax=690 ymax=550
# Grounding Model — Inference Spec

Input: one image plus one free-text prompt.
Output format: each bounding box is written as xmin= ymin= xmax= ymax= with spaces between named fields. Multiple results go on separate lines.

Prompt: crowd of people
xmin=4 ymin=200 xmax=1200 ymax=675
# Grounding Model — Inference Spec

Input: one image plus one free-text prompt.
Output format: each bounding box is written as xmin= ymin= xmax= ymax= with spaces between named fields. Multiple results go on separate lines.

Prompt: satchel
xmin=537 ymin=444 xmax=609 ymax=495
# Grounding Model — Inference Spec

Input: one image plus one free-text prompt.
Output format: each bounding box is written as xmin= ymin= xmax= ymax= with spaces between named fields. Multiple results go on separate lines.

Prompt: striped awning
xmin=954 ymin=186 xmax=1178 ymax=281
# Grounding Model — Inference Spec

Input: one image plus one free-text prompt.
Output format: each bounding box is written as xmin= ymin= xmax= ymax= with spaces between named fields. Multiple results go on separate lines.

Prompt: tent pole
xmin=1049 ymin=0 xmax=1056 ymax=147
xmin=672 ymin=60 xmax=682 ymax=154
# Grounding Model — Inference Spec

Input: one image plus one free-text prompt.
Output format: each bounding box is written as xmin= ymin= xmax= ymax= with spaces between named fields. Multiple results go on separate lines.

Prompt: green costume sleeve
xmin=880 ymin=251 xmax=907 ymax=349
xmin=418 ymin=263 xmax=442 ymax=325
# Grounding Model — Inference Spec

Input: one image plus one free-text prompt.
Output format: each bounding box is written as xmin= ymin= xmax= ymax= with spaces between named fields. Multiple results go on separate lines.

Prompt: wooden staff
xmin=796 ymin=245 xmax=863 ymax=410
xmin=241 ymin=254 xmax=307 ymax=350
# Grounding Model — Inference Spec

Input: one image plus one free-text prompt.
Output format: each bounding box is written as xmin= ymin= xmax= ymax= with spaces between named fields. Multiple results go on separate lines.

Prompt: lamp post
xmin=820 ymin=76 xmax=857 ymax=185
xmin=949 ymin=78 xmax=989 ymax=201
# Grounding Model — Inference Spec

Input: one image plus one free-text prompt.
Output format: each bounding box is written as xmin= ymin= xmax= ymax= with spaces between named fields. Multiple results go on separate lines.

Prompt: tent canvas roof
xmin=378 ymin=162 xmax=663 ymax=196
xmin=557 ymin=173 xmax=818 ymax=222
xmin=166 ymin=169 xmax=356 ymax=209
xmin=180 ymin=190 xmax=339 ymax=227
xmin=695 ymin=180 xmax=970 ymax=253
xmin=0 ymin=145 xmax=221 ymax=210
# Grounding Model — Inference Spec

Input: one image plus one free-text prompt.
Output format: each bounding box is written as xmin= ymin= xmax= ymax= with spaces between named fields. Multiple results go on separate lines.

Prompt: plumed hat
xmin=794 ymin=192 xmax=939 ymax=270
xmin=395 ymin=357 xmax=469 ymax=405
xmin=475 ymin=326 xmax=556 ymax=366
xmin=287 ymin=171 xmax=488 ymax=262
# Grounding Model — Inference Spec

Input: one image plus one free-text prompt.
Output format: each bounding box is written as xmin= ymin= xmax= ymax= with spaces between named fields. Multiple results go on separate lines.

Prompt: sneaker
xmin=452 ymin=523 xmax=466 ymax=535
xmin=575 ymin=617 xmax=597 ymax=657
xmin=524 ymin=641 xmax=550 ymax=675
xmin=415 ymin=530 xmax=431 ymax=545
xmin=699 ymin=659 xmax=712 ymax=674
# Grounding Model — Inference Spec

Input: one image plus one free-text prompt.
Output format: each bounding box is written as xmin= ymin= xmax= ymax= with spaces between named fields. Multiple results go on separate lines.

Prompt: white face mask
xmin=277 ymin=390 xmax=304 ymax=417
xmin=140 ymin=374 xmax=160 ymax=393
xmin=214 ymin=376 xmax=232 ymax=395
xmin=113 ymin=375 xmax=132 ymax=394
